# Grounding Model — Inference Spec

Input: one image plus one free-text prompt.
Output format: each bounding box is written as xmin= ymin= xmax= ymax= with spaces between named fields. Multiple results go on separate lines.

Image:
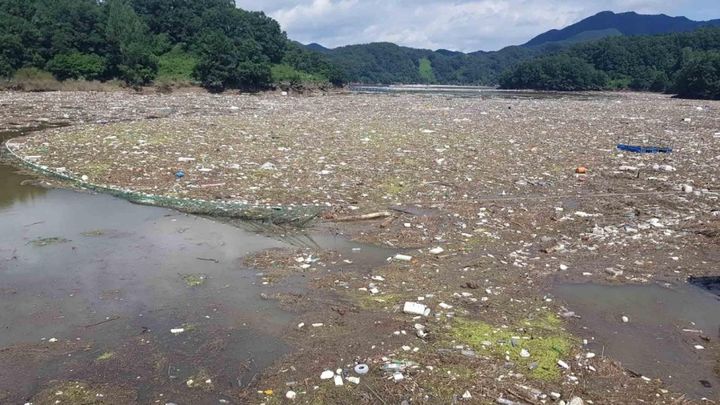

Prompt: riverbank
xmin=2 ymin=90 xmax=720 ymax=403
xmin=0 ymin=75 xmax=340 ymax=95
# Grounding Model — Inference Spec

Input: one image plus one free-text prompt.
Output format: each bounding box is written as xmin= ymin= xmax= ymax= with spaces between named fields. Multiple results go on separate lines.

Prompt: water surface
xmin=555 ymin=283 xmax=720 ymax=400
xmin=0 ymin=129 xmax=395 ymax=402
xmin=350 ymin=84 xmax=613 ymax=100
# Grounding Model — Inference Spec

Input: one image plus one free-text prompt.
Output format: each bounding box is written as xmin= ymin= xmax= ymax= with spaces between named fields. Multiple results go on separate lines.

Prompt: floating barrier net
xmin=3 ymin=141 xmax=322 ymax=226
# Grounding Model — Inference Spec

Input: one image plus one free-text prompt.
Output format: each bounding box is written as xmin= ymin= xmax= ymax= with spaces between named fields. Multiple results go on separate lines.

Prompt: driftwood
xmin=333 ymin=211 xmax=393 ymax=222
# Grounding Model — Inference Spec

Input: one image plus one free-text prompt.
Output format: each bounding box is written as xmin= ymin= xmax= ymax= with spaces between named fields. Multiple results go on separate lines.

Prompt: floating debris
xmin=30 ymin=237 xmax=70 ymax=247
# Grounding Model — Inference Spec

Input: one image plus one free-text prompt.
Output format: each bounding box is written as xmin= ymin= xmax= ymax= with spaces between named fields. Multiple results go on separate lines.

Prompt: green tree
xmin=192 ymin=6 xmax=286 ymax=65
xmin=0 ymin=5 xmax=42 ymax=74
xmin=324 ymin=65 xmax=346 ymax=87
xmin=33 ymin=0 xmax=105 ymax=59
xmin=674 ymin=51 xmax=720 ymax=99
xmin=0 ymin=0 xmax=339 ymax=87
xmin=243 ymin=11 xmax=287 ymax=64
xmin=193 ymin=31 xmax=240 ymax=91
xmin=104 ymin=0 xmax=158 ymax=86
xmin=0 ymin=58 xmax=12 ymax=78
xmin=130 ymin=0 xmax=235 ymax=45
xmin=281 ymin=41 xmax=345 ymax=86
xmin=500 ymin=55 xmax=608 ymax=91
xmin=0 ymin=33 xmax=24 ymax=77
xmin=193 ymin=31 xmax=272 ymax=91
xmin=236 ymin=59 xmax=272 ymax=88
xmin=46 ymin=52 xmax=106 ymax=80
xmin=234 ymin=39 xmax=272 ymax=90
xmin=650 ymin=71 xmax=671 ymax=92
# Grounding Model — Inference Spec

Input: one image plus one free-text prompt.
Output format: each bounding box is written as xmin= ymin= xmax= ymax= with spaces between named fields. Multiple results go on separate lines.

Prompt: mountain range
xmin=523 ymin=11 xmax=720 ymax=47
xmin=303 ymin=11 xmax=720 ymax=85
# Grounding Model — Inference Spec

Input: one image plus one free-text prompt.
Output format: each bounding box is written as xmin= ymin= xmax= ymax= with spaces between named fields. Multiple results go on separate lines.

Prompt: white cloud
xmin=236 ymin=0 xmax=719 ymax=51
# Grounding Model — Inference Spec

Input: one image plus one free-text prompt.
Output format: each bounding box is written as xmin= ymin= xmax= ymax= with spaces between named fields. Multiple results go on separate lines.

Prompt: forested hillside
xmin=1 ymin=2 xmax=719 ymax=98
xmin=308 ymin=11 xmax=720 ymax=89
xmin=0 ymin=0 xmax=341 ymax=90
xmin=500 ymin=28 xmax=720 ymax=99
xmin=318 ymin=42 xmax=552 ymax=85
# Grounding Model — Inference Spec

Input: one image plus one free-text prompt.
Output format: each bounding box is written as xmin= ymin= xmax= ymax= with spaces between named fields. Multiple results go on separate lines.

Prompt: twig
xmin=334 ymin=211 xmax=393 ymax=222
xmin=196 ymin=257 xmax=220 ymax=263
xmin=389 ymin=206 xmax=419 ymax=216
xmin=83 ymin=315 xmax=121 ymax=328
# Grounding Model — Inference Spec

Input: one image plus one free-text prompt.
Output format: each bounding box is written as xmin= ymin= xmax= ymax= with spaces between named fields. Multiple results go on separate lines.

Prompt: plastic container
xmin=403 ymin=302 xmax=430 ymax=316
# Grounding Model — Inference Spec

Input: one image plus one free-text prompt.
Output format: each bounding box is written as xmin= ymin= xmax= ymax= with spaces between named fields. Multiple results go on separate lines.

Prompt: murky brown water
xmin=0 ymin=129 xmax=395 ymax=403
xmin=0 ymin=163 xmax=47 ymax=209
xmin=555 ymin=283 xmax=720 ymax=400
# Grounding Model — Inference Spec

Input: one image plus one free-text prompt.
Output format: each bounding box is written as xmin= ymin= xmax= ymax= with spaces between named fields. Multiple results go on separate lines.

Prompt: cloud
xmin=235 ymin=0 xmax=720 ymax=51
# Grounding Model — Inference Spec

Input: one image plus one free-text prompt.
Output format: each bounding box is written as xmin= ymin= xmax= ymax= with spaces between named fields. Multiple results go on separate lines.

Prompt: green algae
xmin=452 ymin=313 xmax=573 ymax=381
xmin=181 ymin=274 xmax=207 ymax=287
xmin=96 ymin=352 xmax=114 ymax=361
xmin=30 ymin=236 xmax=70 ymax=247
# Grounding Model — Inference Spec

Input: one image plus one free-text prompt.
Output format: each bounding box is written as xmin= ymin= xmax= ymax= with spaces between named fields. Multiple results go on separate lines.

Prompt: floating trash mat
xmin=554 ymin=282 xmax=720 ymax=400
xmin=3 ymin=139 xmax=322 ymax=225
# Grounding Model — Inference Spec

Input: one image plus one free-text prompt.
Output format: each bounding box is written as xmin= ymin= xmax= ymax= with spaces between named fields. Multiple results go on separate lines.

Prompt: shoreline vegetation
xmin=0 ymin=0 xmax=343 ymax=92
xmin=498 ymin=28 xmax=720 ymax=99
xmin=2 ymin=2 xmax=719 ymax=98
xmin=0 ymin=68 xmax=340 ymax=94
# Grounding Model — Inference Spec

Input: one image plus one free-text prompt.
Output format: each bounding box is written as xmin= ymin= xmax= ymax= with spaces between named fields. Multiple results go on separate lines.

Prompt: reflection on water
xmin=1 ymin=125 xmax=68 ymax=208
xmin=0 ymin=164 xmax=47 ymax=208
xmin=555 ymin=283 xmax=720 ymax=400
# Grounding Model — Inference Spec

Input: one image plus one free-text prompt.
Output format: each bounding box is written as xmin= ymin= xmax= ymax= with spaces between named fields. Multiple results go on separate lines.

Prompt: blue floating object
xmin=617 ymin=144 xmax=672 ymax=154
xmin=175 ymin=170 xmax=185 ymax=179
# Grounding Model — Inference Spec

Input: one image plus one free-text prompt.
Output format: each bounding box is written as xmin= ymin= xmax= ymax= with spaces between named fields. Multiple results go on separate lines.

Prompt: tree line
xmin=499 ymin=28 xmax=720 ymax=99
xmin=318 ymin=27 xmax=720 ymax=99
xmin=318 ymin=42 xmax=550 ymax=86
xmin=0 ymin=0 xmax=342 ymax=90
xmin=1 ymin=1 xmax=718 ymax=99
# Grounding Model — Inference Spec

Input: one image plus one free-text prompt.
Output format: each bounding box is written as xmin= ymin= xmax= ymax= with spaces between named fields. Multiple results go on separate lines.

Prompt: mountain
xmin=302 ymin=10 xmax=720 ymax=85
xmin=307 ymin=41 xmax=547 ymax=85
xmin=435 ymin=49 xmax=464 ymax=57
xmin=305 ymin=43 xmax=331 ymax=54
xmin=524 ymin=11 xmax=720 ymax=47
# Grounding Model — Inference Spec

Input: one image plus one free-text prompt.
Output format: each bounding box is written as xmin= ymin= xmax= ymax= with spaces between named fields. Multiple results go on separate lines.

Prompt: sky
xmin=234 ymin=0 xmax=720 ymax=52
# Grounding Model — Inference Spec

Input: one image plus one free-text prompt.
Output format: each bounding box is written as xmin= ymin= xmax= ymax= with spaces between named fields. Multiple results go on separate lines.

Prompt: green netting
xmin=3 ymin=141 xmax=322 ymax=226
